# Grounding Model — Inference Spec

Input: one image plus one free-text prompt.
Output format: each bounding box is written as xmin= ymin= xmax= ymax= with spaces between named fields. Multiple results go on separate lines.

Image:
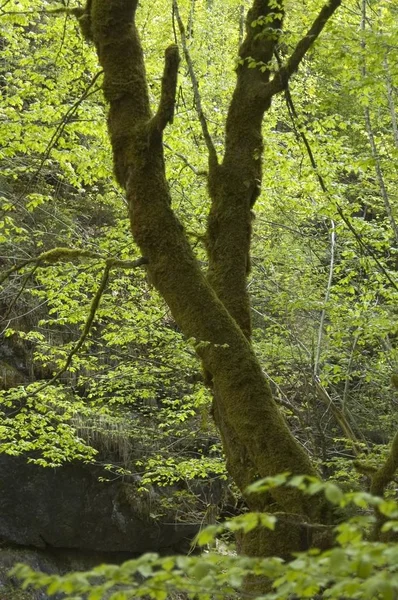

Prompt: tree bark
xmin=83 ymin=0 xmax=341 ymax=559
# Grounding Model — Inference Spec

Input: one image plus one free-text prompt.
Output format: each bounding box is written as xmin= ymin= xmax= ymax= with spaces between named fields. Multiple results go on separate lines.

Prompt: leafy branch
xmin=0 ymin=70 xmax=103 ymax=220
xmin=0 ymin=247 xmax=147 ymax=287
xmin=274 ymin=48 xmax=398 ymax=293
xmin=260 ymin=0 xmax=342 ymax=101
xmin=16 ymin=254 xmax=147 ymax=400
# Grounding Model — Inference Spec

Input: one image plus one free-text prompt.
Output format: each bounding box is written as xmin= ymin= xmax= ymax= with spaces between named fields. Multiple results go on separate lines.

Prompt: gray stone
xmin=0 ymin=455 xmax=198 ymax=554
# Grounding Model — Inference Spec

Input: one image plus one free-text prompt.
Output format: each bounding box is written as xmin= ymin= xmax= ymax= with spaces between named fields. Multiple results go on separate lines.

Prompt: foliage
xmin=0 ymin=0 xmax=398 ymax=556
xmin=11 ymin=476 xmax=398 ymax=600
xmin=0 ymin=0 xmax=223 ymax=491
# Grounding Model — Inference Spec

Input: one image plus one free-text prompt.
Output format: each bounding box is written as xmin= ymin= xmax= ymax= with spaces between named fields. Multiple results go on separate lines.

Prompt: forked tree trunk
xmin=81 ymin=0 xmax=341 ymax=560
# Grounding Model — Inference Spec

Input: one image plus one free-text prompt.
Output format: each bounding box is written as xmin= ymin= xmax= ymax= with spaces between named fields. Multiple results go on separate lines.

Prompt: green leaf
xmin=324 ymin=483 xmax=344 ymax=505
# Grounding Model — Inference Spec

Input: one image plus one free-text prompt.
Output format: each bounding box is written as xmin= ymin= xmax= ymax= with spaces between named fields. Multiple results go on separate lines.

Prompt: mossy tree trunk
xmin=83 ymin=0 xmax=341 ymax=559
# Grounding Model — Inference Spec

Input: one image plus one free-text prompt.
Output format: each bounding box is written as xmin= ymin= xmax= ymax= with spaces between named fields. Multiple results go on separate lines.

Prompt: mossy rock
xmin=0 ymin=361 xmax=27 ymax=390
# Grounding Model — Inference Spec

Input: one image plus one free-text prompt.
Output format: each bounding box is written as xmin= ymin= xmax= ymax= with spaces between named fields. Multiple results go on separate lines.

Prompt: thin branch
xmin=0 ymin=0 xmax=12 ymax=12
xmin=0 ymin=71 xmax=103 ymax=220
xmin=314 ymin=377 xmax=362 ymax=456
xmin=384 ymin=56 xmax=398 ymax=148
xmin=0 ymin=249 xmax=99 ymax=286
xmin=251 ymin=304 xmax=363 ymax=449
xmin=152 ymin=44 xmax=180 ymax=133
xmin=0 ymin=7 xmax=80 ymax=16
xmin=342 ymin=332 xmax=360 ymax=413
xmin=238 ymin=3 xmax=245 ymax=48
xmin=314 ymin=220 xmax=336 ymax=376
xmin=163 ymin=142 xmax=207 ymax=175
xmin=0 ymin=248 xmax=147 ymax=287
xmin=23 ymin=263 xmax=111 ymax=399
xmin=20 ymin=256 xmax=148 ymax=400
xmin=261 ymin=0 xmax=341 ymax=100
xmin=278 ymin=51 xmax=398 ymax=293
xmin=360 ymin=1 xmax=398 ymax=246
xmin=172 ymin=0 xmax=218 ymax=165
xmin=0 ymin=264 xmax=39 ymax=323
xmin=54 ymin=12 xmax=69 ymax=66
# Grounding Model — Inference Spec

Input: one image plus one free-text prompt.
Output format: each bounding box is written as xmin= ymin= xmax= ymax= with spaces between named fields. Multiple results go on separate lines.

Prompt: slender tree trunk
xmin=360 ymin=0 xmax=398 ymax=246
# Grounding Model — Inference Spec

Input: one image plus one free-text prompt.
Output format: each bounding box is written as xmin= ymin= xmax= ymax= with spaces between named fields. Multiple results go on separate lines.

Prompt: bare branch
xmin=281 ymin=54 xmax=398 ymax=293
xmin=172 ymin=0 xmax=218 ymax=166
xmin=314 ymin=377 xmax=362 ymax=456
xmin=163 ymin=142 xmax=207 ymax=176
xmin=0 ymin=264 xmax=38 ymax=324
xmin=360 ymin=0 xmax=398 ymax=246
xmin=314 ymin=220 xmax=336 ymax=377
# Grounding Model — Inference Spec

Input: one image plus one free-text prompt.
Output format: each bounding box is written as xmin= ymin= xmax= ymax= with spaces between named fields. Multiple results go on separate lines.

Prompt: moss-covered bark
xmin=207 ymin=1 xmax=283 ymax=339
xmin=85 ymin=0 xmax=341 ymax=560
xmin=370 ymin=431 xmax=398 ymax=541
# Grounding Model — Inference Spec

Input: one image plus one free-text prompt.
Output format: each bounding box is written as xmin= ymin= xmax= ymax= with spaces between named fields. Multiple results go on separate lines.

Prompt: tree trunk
xmin=83 ymin=0 xmax=341 ymax=560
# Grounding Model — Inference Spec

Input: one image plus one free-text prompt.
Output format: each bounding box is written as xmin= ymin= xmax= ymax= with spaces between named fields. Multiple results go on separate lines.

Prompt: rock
xmin=0 ymin=455 xmax=199 ymax=554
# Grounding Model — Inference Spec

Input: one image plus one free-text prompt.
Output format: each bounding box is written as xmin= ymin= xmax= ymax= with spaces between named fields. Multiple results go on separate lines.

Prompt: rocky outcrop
xmin=0 ymin=455 xmax=200 ymax=554
xmin=0 ymin=454 xmax=215 ymax=598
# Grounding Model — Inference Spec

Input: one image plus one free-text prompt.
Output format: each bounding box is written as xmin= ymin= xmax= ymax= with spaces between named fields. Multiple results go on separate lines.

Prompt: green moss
xmin=88 ymin=0 xmax=327 ymax=563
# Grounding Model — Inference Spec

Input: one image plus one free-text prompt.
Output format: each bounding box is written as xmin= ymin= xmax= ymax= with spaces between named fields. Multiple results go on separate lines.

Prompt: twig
xmin=360 ymin=1 xmax=398 ymax=246
xmin=172 ymin=0 xmax=218 ymax=166
xmin=276 ymin=49 xmax=398 ymax=293
xmin=0 ymin=71 xmax=103 ymax=221
xmin=163 ymin=142 xmax=207 ymax=176
xmin=260 ymin=0 xmax=341 ymax=100
xmin=384 ymin=56 xmax=398 ymax=148
xmin=23 ymin=263 xmax=111 ymax=399
xmin=315 ymin=377 xmax=362 ymax=456
xmin=0 ymin=264 xmax=39 ymax=323
xmin=342 ymin=332 xmax=360 ymax=413
xmin=314 ymin=220 xmax=336 ymax=376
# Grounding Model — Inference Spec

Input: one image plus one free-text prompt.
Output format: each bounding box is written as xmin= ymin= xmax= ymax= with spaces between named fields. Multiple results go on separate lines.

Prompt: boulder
xmin=0 ymin=455 xmax=199 ymax=554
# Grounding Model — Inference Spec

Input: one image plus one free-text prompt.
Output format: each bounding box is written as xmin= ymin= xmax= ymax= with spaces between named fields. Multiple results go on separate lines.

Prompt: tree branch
xmin=371 ymin=431 xmax=398 ymax=497
xmin=152 ymin=45 xmax=180 ymax=133
xmin=20 ymin=255 xmax=147 ymax=400
xmin=172 ymin=0 xmax=218 ymax=166
xmin=0 ymin=248 xmax=147 ymax=286
xmin=163 ymin=143 xmax=207 ymax=176
xmin=279 ymin=50 xmax=398 ymax=294
xmin=23 ymin=263 xmax=111 ymax=399
xmin=261 ymin=0 xmax=341 ymax=100
xmin=0 ymin=70 xmax=103 ymax=221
